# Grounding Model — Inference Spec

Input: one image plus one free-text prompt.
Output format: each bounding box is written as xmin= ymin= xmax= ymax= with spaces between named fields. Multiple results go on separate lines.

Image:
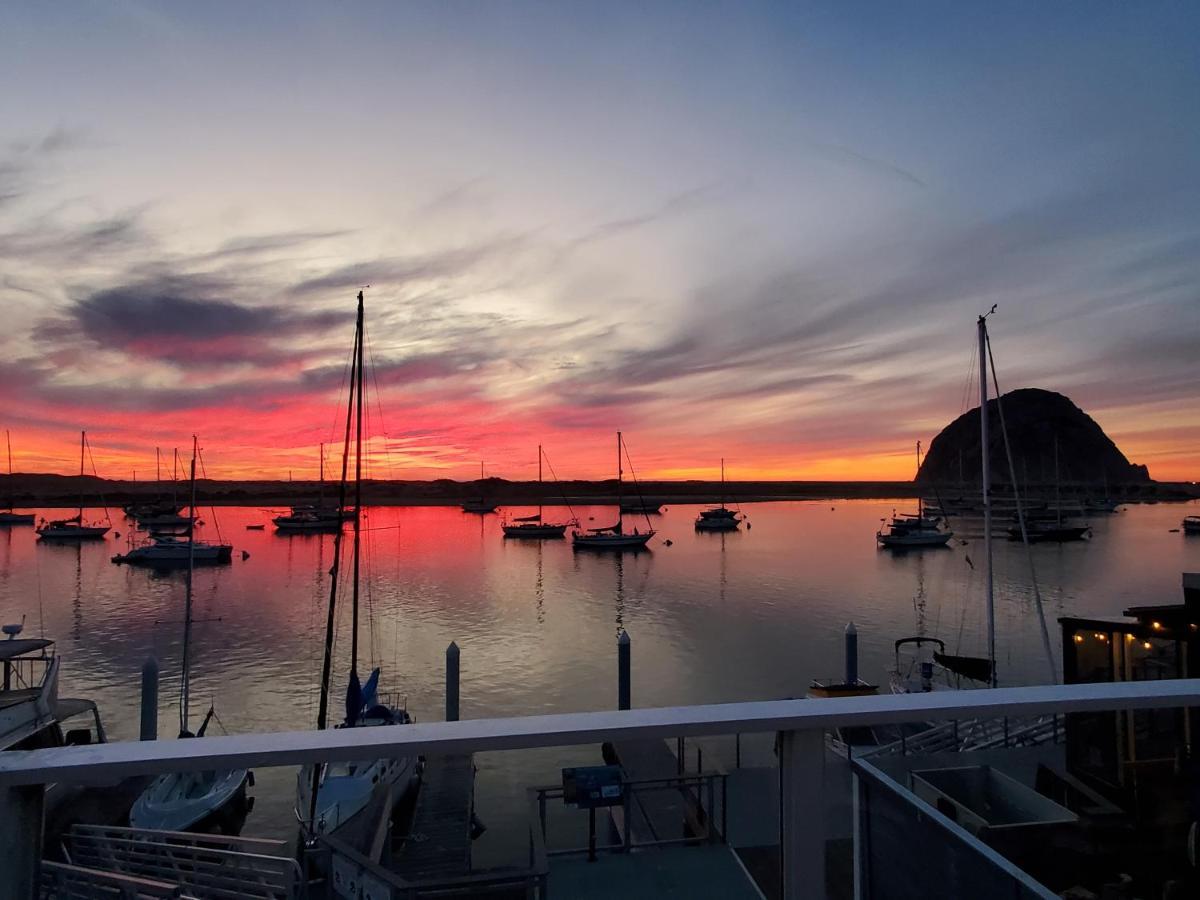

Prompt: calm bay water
xmin=2 ymin=499 xmax=1197 ymax=861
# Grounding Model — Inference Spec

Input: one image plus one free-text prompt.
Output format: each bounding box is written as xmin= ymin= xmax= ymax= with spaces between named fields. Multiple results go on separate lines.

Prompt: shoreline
xmin=3 ymin=474 xmax=1194 ymax=508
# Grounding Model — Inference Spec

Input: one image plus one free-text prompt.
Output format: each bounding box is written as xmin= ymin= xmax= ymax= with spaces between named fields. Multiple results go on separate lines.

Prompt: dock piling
xmin=844 ymin=622 xmax=858 ymax=687
xmin=617 ymin=630 xmax=631 ymax=711
xmin=139 ymin=657 xmax=158 ymax=741
xmin=446 ymin=641 xmax=460 ymax=722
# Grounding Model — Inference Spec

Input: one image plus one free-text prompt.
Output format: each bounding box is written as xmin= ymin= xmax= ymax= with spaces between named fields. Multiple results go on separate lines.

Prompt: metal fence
xmin=5 ymin=678 xmax=1200 ymax=900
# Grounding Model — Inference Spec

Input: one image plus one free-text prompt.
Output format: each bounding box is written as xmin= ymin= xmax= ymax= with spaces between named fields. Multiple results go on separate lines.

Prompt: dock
xmin=390 ymin=753 xmax=476 ymax=881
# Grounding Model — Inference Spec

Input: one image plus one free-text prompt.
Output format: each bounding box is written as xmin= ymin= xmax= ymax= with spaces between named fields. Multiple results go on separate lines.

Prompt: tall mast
xmin=616 ymin=431 xmax=623 ymax=533
xmin=180 ymin=435 xmax=198 ymax=735
xmin=1054 ymin=437 xmax=1061 ymax=527
xmin=538 ymin=444 xmax=543 ymax=521
xmin=350 ymin=291 xmax=365 ymax=681
xmin=916 ymin=442 xmax=923 ymax=520
xmin=78 ymin=430 xmax=85 ymax=522
xmin=720 ymin=457 xmax=725 ymax=509
xmin=308 ymin=291 xmax=359 ymax=826
xmin=978 ymin=313 xmax=996 ymax=688
xmin=5 ymin=430 xmax=12 ymax=510
xmin=172 ymin=449 xmax=179 ymax=507
xmin=155 ymin=447 xmax=161 ymax=502
xmin=319 ymin=442 xmax=325 ymax=507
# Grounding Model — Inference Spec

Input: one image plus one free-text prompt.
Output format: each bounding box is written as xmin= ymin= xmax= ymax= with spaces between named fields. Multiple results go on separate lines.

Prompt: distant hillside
xmin=918 ymin=388 xmax=1150 ymax=485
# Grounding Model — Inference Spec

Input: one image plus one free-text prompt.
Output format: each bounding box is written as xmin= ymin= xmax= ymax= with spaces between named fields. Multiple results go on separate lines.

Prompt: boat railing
xmin=531 ymin=770 xmax=729 ymax=857
xmin=4 ymin=679 xmax=1200 ymax=900
xmin=62 ymin=824 xmax=305 ymax=899
xmin=311 ymin=822 xmax=549 ymax=900
xmin=1 ymin=651 xmax=54 ymax=694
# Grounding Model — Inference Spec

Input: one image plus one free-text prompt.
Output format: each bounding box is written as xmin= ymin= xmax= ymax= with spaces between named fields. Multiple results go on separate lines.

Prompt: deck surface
xmin=549 ymin=844 xmax=764 ymax=899
xmin=390 ymin=753 xmax=475 ymax=881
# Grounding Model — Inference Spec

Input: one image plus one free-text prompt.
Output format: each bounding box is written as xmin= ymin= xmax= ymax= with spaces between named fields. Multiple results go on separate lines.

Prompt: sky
xmin=1 ymin=2 xmax=1198 ymax=482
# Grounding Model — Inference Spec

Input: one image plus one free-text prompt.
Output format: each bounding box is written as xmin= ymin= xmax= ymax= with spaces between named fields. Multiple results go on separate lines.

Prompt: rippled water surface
xmin=2 ymin=499 xmax=1197 ymax=861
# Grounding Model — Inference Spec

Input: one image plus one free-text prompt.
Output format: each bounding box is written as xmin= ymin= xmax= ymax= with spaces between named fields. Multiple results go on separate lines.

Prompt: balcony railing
xmin=2 ymin=678 xmax=1199 ymax=900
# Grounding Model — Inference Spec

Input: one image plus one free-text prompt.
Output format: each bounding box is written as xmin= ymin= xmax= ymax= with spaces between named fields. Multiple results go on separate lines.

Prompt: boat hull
xmin=572 ymin=531 xmax=655 ymax=550
xmin=0 ymin=512 xmax=35 ymax=525
xmin=112 ymin=543 xmax=233 ymax=567
xmin=502 ymin=523 xmax=568 ymax=538
xmin=695 ymin=517 xmax=739 ymax=531
xmin=876 ymin=530 xmax=953 ymax=548
xmin=1008 ymin=525 xmax=1090 ymax=543
xmin=37 ymin=525 xmax=110 ymax=540
xmin=130 ymin=768 xmax=252 ymax=834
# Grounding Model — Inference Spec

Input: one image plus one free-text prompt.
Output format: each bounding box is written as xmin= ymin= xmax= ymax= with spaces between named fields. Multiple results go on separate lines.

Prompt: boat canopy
xmin=0 ymin=638 xmax=53 ymax=661
xmin=514 ymin=513 xmax=542 ymax=522
xmin=934 ymin=651 xmax=994 ymax=683
xmin=588 ymin=523 xmax=621 ymax=534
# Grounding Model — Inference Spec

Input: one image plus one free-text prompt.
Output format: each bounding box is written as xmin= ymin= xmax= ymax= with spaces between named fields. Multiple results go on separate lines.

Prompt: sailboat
xmin=36 ymin=431 xmax=111 ymax=540
xmin=572 ymin=432 xmax=655 ymax=550
xmin=127 ymin=448 xmax=186 ymax=522
xmin=275 ymin=443 xmax=349 ymax=531
xmin=297 ymin=291 xmax=416 ymax=850
xmin=130 ymin=436 xmax=252 ymax=833
xmin=694 ymin=459 xmax=742 ymax=531
xmin=461 ymin=461 xmax=497 ymax=513
xmin=1006 ymin=438 xmax=1090 ymax=542
xmin=892 ymin=309 xmax=1056 ymax=693
xmin=502 ymin=445 xmax=573 ymax=538
xmin=0 ymin=431 xmax=34 ymax=525
xmin=876 ymin=442 xmax=953 ymax=548
xmin=112 ymin=455 xmax=232 ymax=568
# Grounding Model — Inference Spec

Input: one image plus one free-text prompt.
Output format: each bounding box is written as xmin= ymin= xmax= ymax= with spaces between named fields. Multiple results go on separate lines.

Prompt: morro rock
xmin=918 ymin=388 xmax=1150 ymax=485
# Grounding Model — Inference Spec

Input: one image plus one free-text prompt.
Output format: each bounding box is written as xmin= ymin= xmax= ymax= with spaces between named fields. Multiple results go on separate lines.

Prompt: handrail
xmin=3 ymin=679 xmax=1200 ymax=786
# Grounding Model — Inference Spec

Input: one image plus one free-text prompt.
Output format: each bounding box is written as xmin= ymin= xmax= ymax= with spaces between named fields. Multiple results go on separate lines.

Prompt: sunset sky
xmin=2 ymin=3 xmax=1198 ymax=482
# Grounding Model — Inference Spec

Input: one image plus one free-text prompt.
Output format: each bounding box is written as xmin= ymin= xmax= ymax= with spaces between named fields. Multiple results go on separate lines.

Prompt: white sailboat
xmin=130 ymin=436 xmax=251 ymax=833
xmin=36 ymin=431 xmax=110 ymax=540
xmin=892 ymin=309 xmax=1055 ymax=693
xmin=502 ymin=445 xmax=573 ymax=538
xmin=297 ymin=291 xmax=416 ymax=851
xmin=876 ymin=442 xmax=953 ymax=548
xmin=694 ymin=459 xmax=741 ymax=531
xmin=0 ymin=431 xmax=35 ymax=525
xmin=572 ymin=432 xmax=655 ymax=550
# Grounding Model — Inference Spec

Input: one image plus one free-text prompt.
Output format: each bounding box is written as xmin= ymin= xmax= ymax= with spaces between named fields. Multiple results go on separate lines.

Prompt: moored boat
xmin=877 ymin=443 xmax=952 ymax=549
xmin=573 ymin=432 xmax=655 ymax=550
xmin=0 ymin=431 xmax=35 ymax=525
xmin=297 ymin=291 xmax=417 ymax=852
xmin=695 ymin=459 xmax=742 ymax=531
xmin=1184 ymin=516 xmax=1200 ymax=535
xmin=130 ymin=437 xmax=251 ymax=834
xmin=502 ymin=446 xmax=574 ymax=538
xmin=36 ymin=432 xmax=111 ymax=541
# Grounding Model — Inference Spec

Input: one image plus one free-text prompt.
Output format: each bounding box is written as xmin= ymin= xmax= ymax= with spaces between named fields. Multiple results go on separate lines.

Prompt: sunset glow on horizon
xmin=3 ymin=4 xmax=1198 ymax=483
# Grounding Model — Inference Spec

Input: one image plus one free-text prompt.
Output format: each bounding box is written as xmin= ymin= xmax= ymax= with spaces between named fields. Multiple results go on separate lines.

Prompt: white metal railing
xmin=4 ymin=678 xmax=1200 ymax=900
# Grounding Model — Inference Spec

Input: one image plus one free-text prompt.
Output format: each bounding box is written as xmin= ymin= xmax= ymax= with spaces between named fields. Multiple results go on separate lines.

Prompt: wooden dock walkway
xmin=603 ymin=738 xmax=697 ymax=845
xmin=390 ymin=754 xmax=476 ymax=882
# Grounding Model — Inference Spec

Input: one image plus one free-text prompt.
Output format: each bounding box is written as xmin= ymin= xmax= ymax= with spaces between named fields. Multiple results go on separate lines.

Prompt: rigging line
xmin=959 ymin=338 xmax=979 ymax=420
xmin=619 ymin=435 xmax=654 ymax=529
xmin=985 ymin=329 xmax=1057 ymax=684
xmin=364 ymin=325 xmax=399 ymax=483
xmin=195 ymin=447 xmax=225 ymax=545
xmin=82 ymin=433 xmax=112 ymax=524
xmin=539 ymin=450 xmax=579 ymax=523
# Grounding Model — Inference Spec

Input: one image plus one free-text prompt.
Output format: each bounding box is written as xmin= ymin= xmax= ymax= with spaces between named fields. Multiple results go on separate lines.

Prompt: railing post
xmin=0 ymin=785 xmax=43 ymax=900
xmin=779 ymin=728 xmax=825 ymax=900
